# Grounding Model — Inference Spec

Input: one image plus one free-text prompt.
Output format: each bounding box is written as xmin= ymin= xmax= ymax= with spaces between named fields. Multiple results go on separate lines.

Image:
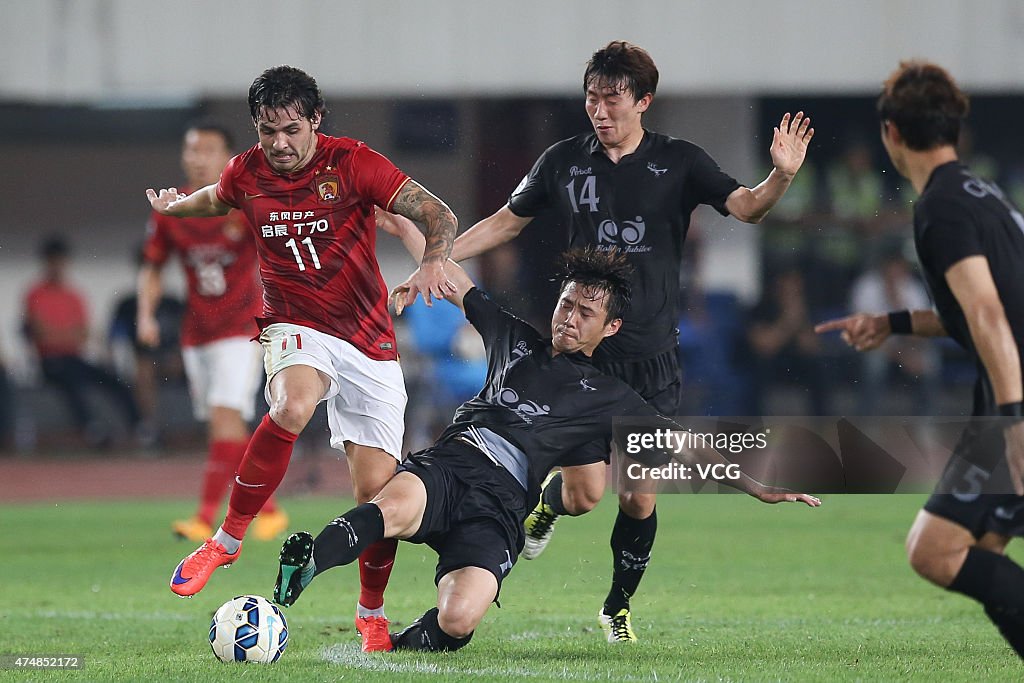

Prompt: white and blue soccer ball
xmin=209 ymin=594 xmax=288 ymax=663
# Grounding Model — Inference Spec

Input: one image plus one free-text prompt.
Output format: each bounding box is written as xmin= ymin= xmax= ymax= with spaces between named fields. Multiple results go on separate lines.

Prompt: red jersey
xmin=143 ymin=199 xmax=262 ymax=347
xmin=216 ymin=133 xmax=408 ymax=361
xmin=24 ymin=280 xmax=88 ymax=357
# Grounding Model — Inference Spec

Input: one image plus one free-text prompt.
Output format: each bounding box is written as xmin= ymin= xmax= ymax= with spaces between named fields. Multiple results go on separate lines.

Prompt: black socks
xmin=604 ymin=506 xmax=657 ymax=615
xmin=948 ymin=546 xmax=1024 ymax=657
xmin=390 ymin=607 xmax=474 ymax=652
xmin=311 ymin=503 xmax=385 ymax=577
xmin=542 ymin=472 xmax=570 ymax=516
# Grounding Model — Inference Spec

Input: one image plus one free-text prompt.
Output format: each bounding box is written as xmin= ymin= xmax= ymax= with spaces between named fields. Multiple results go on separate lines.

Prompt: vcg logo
xmin=596 ymin=216 xmax=652 ymax=253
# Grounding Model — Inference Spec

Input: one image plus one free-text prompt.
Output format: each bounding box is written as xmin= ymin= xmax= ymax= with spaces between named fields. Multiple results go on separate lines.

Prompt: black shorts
xmin=560 ymin=347 xmax=683 ymax=467
xmin=923 ymin=420 xmax=1024 ymax=538
xmin=397 ymin=440 xmax=527 ymax=592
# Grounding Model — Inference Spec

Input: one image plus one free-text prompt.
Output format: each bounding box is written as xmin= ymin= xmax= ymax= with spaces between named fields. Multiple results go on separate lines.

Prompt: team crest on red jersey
xmin=315 ymin=173 xmax=341 ymax=203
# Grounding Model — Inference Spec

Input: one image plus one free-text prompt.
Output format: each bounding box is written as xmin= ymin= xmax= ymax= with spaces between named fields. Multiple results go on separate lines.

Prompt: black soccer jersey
xmin=914 ymin=161 xmax=1024 ymax=414
xmin=440 ymin=288 xmax=668 ymax=502
xmin=507 ymin=130 xmax=741 ymax=361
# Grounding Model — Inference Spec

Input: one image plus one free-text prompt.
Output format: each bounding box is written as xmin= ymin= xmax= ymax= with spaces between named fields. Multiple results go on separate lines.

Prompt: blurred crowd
xmin=1 ymin=136 xmax=1021 ymax=457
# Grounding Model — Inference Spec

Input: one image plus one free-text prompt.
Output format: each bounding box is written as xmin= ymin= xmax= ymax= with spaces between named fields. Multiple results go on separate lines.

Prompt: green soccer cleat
xmin=523 ymin=471 xmax=561 ymax=560
xmin=599 ymin=608 xmax=638 ymax=643
xmin=274 ymin=531 xmax=316 ymax=607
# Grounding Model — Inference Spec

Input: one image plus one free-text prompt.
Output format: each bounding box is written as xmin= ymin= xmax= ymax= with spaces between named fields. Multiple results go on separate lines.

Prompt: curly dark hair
xmin=877 ymin=61 xmax=969 ymax=151
xmin=248 ymin=66 xmax=327 ymax=124
xmin=583 ymin=41 xmax=659 ymax=102
xmin=557 ymin=247 xmax=633 ymax=322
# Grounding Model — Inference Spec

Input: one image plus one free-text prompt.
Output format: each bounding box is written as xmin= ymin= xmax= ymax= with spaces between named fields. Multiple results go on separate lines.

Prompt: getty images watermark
xmin=621 ymin=427 xmax=768 ymax=483
xmin=611 ymin=416 xmax=1024 ymax=496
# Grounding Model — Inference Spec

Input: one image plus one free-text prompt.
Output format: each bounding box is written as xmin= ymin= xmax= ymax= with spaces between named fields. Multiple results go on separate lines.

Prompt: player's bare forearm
xmin=451 ymin=206 xmax=532 ymax=262
xmin=967 ymin=304 xmax=1022 ymax=404
xmin=391 ymin=181 xmax=456 ymax=266
xmin=910 ymin=309 xmax=947 ymax=337
xmin=375 ymin=208 xmax=426 ymax=262
xmin=146 ymin=184 xmax=229 ymax=218
xmin=136 ymin=264 xmax=163 ymax=346
xmin=947 ymin=255 xmax=1022 ymax=404
xmin=725 ymin=170 xmax=792 ymax=224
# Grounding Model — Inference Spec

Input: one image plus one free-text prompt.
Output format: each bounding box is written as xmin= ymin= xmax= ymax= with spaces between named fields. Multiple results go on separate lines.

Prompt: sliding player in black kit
xmin=404 ymin=40 xmax=816 ymax=641
xmin=817 ymin=61 xmax=1024 ymax=659
xmin=274 ymin=248 xmax=820 ymax=652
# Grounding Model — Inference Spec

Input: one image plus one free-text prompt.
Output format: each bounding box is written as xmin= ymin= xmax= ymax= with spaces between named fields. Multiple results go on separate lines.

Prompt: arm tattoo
xmin=391 ymin=181 xmax=456 ymax=264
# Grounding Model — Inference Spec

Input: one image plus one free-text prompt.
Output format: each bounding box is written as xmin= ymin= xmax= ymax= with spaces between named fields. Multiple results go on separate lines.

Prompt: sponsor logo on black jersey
xmin=497 ymin=387 xmax=550 ymax=424
xmin=647 ymin=162 xmax=668 ymax=177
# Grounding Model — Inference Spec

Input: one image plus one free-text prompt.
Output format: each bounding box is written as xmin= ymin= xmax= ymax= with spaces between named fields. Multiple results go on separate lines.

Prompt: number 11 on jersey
xmin=284 ymin=237 xmax=322 ymax=271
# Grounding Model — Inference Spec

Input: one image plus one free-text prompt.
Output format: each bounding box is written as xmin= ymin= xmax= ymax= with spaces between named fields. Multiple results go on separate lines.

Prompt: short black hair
xmin=558 ymin=247 xmax=633 ymax=322
xmin=40 ymin=235 xmax=69 ymax=259
xmin=583 ymin=41 xmax=659 ymax=102
xmin=185 ymin=119 xmax=235 ymax=151
xmin=877 ymin=61 xmax=969 ymax=151
xmin=248 ymin=66 xmax=327 ymax=124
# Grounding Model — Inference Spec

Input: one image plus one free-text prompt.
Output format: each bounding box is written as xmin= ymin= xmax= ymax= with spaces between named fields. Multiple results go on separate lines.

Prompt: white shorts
xmin=260 ymin=323 xmax=407 ymax=459
xmin=182 ymin=336 xmax=264 ymax=421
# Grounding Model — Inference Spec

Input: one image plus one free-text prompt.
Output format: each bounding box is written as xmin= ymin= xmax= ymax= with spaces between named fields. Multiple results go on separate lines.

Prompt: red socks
xmin=358 ymin=538 xmax=398 ymax=610
xmin=197 ymin=440 xmax=247 ymax=525
xmin=222 ymin=415 xmax=297 ymax=540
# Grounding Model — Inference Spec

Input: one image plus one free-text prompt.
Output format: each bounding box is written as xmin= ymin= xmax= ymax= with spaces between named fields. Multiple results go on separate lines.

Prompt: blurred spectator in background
xmin=109 ymin=246 xmax=185 ymax=446
xmin=827 ymin=138 xmax=886 ymax=230
xmin=139 ymin=121 xmax=285 ymax=542
xmin=848 ymin=241 xmax=939 ymax=415
xmin=22 ymin=236 xmax=141 ymax=446
xmin=0 ymin=338 xmax=13 ymax=452
xmin=743 ymin=266 xmax=830 ymax=415
xmin=400 ymin=297 xmax=487 ymax=451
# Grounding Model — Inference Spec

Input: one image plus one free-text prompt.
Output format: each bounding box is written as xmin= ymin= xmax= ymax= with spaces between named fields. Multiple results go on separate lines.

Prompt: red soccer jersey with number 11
xmin=216 ymin=133 xmax=409 ymax=361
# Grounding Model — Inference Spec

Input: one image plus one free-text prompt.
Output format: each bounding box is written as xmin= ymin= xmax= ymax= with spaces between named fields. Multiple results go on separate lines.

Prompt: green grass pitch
xmin=2 ymin=494 xmax=1020 ymax=681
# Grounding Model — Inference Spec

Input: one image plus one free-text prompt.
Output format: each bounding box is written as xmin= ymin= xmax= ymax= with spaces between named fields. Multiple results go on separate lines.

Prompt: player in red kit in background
xmin=138 ymin=121 xmax=287 ymax=544
xmin=147 ymin=66 xmax=457 ymax=652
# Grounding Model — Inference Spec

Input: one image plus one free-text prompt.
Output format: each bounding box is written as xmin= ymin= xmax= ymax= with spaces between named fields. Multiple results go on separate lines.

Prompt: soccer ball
xmin=209 ymin=595 xmax=288 ymax=663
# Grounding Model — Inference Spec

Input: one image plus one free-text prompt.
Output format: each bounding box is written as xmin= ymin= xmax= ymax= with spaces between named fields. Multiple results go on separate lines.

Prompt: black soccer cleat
xmin=274 ymin=531 xmax=315 ymax=607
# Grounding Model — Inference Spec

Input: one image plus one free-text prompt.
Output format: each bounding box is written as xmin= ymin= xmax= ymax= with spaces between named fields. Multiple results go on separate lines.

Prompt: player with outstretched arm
xmin=817 ymin=61 xmax=1024 ymax=658
xmin=147 ymin=66 xmax=457 ymax=653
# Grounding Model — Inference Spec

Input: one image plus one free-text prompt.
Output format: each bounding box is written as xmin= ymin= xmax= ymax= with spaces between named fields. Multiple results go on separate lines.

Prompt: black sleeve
xmin=508 ymin=147 xmax=555 ymax=218
xmin=686 ymin=144 xmax=742 ymax=217
xmin=463 ymin=287 xmax=540 ymax=355
xmin=917 ymin=197 xmax=984 ymax=276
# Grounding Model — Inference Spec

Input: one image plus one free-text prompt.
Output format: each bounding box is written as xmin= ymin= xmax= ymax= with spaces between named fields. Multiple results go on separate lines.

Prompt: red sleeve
xmin=215 ymin=154 xmax=246 ymax=209
xmin=141 ymin=213 xmax=172 ymax=265
xmin=349 ymin=144 xmax=410 ymax=211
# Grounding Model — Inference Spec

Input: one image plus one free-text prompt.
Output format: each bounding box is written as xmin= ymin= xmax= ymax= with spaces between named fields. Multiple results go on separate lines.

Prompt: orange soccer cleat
xmin=355 ymin=614 xmax=393 ymax=652
xmin=169 ymin=538 xmax=241 ymax=597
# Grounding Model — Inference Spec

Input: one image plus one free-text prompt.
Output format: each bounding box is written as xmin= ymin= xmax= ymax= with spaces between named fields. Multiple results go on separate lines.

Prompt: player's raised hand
xmin=146 ymin=187 xmax=186 ymax=215
xmin=389 ymin=278 xmax=414 ymax=316
xmin=770 ymin=111 xmax=814 ymax=177
xmin=404 ymin=260 xmax=457 ymax=309
xmin=815 ymin=312 xmax=889 ymax=352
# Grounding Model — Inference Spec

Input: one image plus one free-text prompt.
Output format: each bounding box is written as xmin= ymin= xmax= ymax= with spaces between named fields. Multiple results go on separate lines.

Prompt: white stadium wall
xmin=2 ymin=0 xmax=1024 ymax=100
